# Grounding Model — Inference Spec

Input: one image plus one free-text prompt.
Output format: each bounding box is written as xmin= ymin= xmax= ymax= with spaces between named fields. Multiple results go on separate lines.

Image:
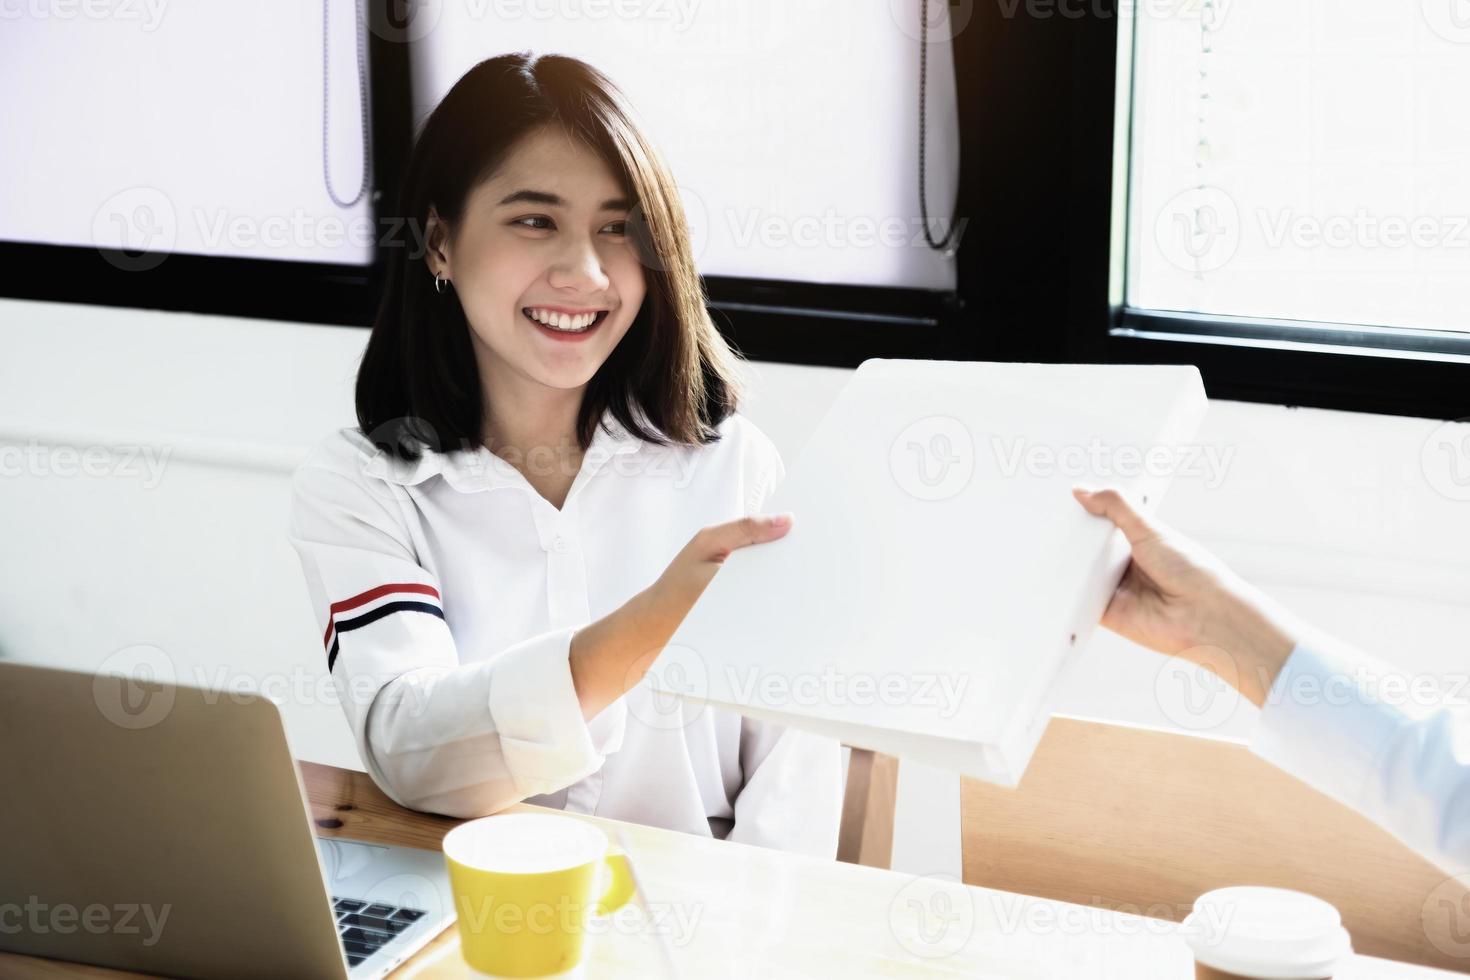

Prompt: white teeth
xmin=524 ymin=308 xmax=601 ymax=332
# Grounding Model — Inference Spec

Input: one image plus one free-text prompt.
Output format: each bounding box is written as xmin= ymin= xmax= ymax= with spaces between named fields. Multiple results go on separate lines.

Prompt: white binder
xmin=654 ymin=359 xmax=1209 ymax=787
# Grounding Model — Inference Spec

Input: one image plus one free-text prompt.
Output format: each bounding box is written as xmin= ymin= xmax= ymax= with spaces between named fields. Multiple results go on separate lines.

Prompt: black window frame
xmin=0 ymin=15 xmax=414 ymax=330
xmin=1098 ymin=3 xmax=1470 ymax=422
xmin=4 ymin=2 xmax=1463 ymax=422
xmin=0 ymin=4 xmax=972 ymax=364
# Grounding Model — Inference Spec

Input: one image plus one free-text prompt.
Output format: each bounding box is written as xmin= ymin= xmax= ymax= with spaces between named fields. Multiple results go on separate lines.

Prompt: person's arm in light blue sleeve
xmin=1252 ymin=639 xmax=1470 ymax=873
xmin=1072 ymin=485 xmax=1469 ymax=875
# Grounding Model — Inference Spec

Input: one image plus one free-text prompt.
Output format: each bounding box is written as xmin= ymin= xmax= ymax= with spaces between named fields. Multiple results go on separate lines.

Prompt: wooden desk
xmin=3 ymin=761 xmax=1462 ymax=979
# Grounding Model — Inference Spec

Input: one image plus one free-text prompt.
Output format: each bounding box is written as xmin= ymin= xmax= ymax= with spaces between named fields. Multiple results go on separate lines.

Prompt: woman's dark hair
xmin=356 ymin=52 xmax=747 ymax=461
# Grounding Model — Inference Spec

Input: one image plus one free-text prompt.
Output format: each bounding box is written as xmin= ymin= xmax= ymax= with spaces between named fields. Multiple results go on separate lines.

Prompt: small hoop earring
xmin=434 ymin=273 xmax=448 ymax=295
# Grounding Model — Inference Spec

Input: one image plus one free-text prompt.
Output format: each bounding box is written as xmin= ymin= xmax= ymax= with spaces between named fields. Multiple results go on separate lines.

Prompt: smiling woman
xmin=357 ymin=53 xmax=735 ymax=465
xmin=427 ymin=126 xmax=641 ymax=396
xmin=287 ymin=52 xmax=844 ymax=858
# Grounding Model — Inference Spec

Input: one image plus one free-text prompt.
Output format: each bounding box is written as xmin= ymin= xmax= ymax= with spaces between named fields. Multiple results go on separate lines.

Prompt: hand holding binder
xmin=655 ymin=358 xmax=1210 ymax=786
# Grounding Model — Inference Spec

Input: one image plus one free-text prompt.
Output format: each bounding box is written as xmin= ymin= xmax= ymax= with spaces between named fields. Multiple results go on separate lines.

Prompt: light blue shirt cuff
xmin=1249 ymin=639 xmax=1410 ymax=817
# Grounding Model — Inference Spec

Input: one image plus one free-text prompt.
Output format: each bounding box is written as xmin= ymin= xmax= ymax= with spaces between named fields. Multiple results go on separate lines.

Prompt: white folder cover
xmin=655 ymin=359 xmax=1209 ymax=786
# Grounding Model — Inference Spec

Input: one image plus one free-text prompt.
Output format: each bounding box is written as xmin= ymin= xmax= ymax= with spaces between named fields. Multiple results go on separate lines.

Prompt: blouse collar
xmin=361 ymin=409 xmax=648 ymax=494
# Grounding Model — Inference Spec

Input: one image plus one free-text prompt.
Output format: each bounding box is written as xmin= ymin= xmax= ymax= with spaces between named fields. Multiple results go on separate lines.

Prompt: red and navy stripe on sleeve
xmin=323 ymin=583 xmax=444 ymax=671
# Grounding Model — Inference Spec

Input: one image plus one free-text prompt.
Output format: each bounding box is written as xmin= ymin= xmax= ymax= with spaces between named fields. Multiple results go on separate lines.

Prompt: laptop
xmin=0 ymin=660 xmax=457 ymax=979
xmin=663 ymin=359 xmax=1208 ymax=786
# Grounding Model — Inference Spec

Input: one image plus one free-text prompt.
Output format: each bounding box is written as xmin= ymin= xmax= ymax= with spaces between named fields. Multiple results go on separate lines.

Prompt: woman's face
xmin=430 ymin=124 xmax=647 ymax=403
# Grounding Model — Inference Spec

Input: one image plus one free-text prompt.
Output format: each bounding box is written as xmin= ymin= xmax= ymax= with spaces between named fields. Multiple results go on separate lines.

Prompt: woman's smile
xmin=521 ymin=305 xmax=610 ymax=342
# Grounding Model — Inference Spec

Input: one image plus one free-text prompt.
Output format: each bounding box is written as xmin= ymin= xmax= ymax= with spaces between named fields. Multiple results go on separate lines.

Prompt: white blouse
xmin=286 ymin=408 xmax=843 ymax=859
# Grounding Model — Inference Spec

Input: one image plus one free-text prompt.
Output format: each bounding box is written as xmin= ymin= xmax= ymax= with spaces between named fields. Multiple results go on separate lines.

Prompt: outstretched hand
xmin=570 ymin=513 xmax=793 ymax=720
xmin=1072 ymin=487 xmax=1298 ymax=706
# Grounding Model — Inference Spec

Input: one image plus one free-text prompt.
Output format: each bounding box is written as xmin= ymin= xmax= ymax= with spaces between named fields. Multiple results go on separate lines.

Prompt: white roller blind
xmin=412 ymin=0 xmax=963 ymax=290
xmin=0 ymin=0 xmax=375 ymax=265
xmin=1127 ymin=1 xmax=1470 ymax=333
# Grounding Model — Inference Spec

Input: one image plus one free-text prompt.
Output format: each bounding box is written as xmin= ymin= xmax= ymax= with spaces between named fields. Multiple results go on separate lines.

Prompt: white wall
xmin=2 ymin=297 xmax=1467 ymax=880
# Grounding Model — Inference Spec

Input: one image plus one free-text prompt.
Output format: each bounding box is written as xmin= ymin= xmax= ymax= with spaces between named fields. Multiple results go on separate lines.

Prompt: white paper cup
xmin=1182 ymin=886 xmax=1352 ymax=980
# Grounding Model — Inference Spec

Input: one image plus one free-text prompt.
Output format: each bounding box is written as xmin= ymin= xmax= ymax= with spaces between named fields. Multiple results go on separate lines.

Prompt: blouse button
xmin=552 ymin=534 xmax=568 ymax=553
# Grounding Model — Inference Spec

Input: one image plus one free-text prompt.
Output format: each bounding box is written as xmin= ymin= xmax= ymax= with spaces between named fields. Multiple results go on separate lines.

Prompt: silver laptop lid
xmin=0 ymin=659 xmax=351 ymax=979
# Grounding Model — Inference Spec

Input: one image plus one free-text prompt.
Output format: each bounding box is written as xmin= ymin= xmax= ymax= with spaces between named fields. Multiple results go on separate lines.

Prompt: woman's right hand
xmin=569 ymin=513 xmax=794 ymax=719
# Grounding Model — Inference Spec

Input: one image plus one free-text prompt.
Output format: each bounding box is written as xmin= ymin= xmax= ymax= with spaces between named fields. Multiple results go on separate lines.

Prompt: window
xmin=1124 ymin=1 xmax=1470 ymax=336
xmin=413 ymin=1 xmax=963 ymax=291
xmin=0 ymin=0 xmax=412 ymax=326
xmin=0 ymin=1 xmax=964 ymax=343
xmin=0 ymin=0 xmax=376 ymax=266
xmin=1098 ymin=0 xmax=1470 ymax=419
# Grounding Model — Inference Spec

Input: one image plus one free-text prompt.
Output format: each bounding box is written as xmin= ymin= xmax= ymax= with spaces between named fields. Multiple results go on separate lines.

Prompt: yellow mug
xmin=441 ymin=813 xmax=635 ymax=979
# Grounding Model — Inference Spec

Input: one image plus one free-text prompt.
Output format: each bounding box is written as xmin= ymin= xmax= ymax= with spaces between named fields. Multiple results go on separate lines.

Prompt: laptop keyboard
xmin=331 ymin=896 xmax=427 ymax=969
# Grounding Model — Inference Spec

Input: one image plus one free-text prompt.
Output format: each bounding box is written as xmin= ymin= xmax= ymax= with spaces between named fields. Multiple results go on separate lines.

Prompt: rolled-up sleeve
xmin=1251 ymin=639 xmax=1470 ymax=873
xmin=287 ymin=455 xmax=619 ymax=819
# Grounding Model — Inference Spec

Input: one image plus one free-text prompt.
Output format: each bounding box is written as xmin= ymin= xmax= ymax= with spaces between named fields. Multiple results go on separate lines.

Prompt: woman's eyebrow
xmin=497 ymin=188 xmax=631 ymax=211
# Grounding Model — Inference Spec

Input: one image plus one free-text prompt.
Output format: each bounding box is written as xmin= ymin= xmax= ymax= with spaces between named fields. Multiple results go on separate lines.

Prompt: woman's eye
xmin=512 ymin=217 xmax=626 ymax=236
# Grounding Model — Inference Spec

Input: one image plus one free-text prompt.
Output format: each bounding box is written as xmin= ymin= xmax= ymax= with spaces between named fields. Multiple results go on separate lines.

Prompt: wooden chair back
xmin=838 ymin=747 xmax=899 ymax=869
